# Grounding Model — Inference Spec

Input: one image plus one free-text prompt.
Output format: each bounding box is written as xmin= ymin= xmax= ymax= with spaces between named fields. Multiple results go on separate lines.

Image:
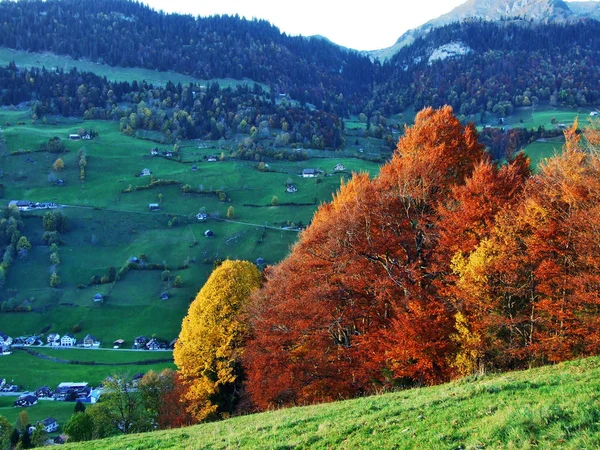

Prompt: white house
xmin=140 ymin=168 xmax=151 ymax=177
xmin=82 ymin=334 xmax=100 ymax=348
xmin=333 ymin=163 xmax=346 ymax=172
xmin=41 ymin=418 xmax=58 ymax=433
xmin=590 ymin=111 xmax=599 ymax=117
xmin=0 ymin=332 xmax=12 ymax=346
xmin=60 ymin=334 xmax=76 ymax=347
xmin=47 ymin=333 xmax=61 ymax=346
xmin=302 ymin=168 xmax=318 ymax=178
xmin=68 ymin=134 xmax=81 ymax=140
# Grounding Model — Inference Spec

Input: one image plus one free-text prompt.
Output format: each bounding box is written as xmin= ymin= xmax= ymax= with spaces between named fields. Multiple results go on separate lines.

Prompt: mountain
xmin=569 ymin=0 xmax=600 ymax=20
xmin=0 ymin=0 xmax=374 ymax=114
xmin=369 ymin=0 xmax=591 ymax=60
xmin=426 ymin=0 xmax=573 ymax=26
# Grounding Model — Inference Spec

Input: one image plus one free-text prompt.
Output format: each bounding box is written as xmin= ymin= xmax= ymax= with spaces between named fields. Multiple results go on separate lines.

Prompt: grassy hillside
xmin=0 ymin=47 xmax=266 ymax=89
xmin=65 ymin=356 xmax=600 ymax=449
xmin=0 ymin=107 xmax=383 ymax=345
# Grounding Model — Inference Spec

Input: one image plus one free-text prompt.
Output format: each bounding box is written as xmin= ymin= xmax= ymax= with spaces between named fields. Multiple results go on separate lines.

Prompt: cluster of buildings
xmin=46 ymin=333 xmax=101 ymax=348
xmin=7 ymin=200 xmax=58 ymax=211
xmin=14 ymin=382 xmax=100 ymax=407
xmin=132 ymin=335 xmax=176 ymax=351
xmin=150 ymin=147 xmax=174 ymax=158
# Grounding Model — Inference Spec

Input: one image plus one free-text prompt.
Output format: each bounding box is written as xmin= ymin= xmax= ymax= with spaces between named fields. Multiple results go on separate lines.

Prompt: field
xmin=0 ymin=108 xmax=384 ymax=349
xmin=523 ymin=137 xmax=564 ymax=168
xmin=64 ymin=356 xmax=600 ymax=449
xmin=0 ymin=396 xmax=74 ymax=432
xmin=0 ymin=349 xmax=175 ymax=390
xmin=0 ymin=48 xmax=265 ymax=89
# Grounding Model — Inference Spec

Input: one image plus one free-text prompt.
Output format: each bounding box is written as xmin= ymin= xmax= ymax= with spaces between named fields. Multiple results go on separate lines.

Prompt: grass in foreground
xmin=66 ymin=356 xmax=600 ymax=449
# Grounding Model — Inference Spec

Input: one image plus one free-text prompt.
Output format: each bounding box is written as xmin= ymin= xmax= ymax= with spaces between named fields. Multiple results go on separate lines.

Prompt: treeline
xmin=0 ymin=63 xmax=344 ymax=149
xmin=2 ymin=1 xmax=600 ymax=123
xmin=167 ymin=108 xmax=600 ymax=427
xmin=374 ymin=20 xmax=600 ymax=116
xmin=0 ymin=0 xmax=373 ymax=116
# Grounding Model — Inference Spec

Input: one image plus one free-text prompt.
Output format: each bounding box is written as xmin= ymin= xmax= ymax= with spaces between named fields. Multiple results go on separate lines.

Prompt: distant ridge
xmin=368 ymin=0 xmax=595 ymax=60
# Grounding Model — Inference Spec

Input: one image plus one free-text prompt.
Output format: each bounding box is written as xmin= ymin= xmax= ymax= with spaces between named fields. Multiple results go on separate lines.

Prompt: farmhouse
xmin=207 ymin=155 xmax=217 ymax=162
xmin=47 ymin=333 xmax=60 ymax=346
xmin=14 ymin=395 xmax=38 ymax=407
xmin=286 ymin=184 xmax=297 ymax=193
xmin=149 ymin=203 xmax=160 ymax=211
xmin=140 ymin=168 xmax=151 ymax=177
xmin=93 ymin=293 xmax=104 ymax=303
xmin=54 ymin=382 xmax=91 ymax=401
xmin=333 ymin=163 xmax=346 ymax=171
xmin=196 ymin=212 xmax=208 ymax=221
xmin=68 ymin=134 xmax=81 ymax=140
xmin=166 ymin=152 xmax=173 ymax=157
xmin=1 ymin=346 xmax=11 ymax=355
xmin=302 ymin=168 xmax=318 ymax=178
xmin=160 ymin=291 xmax=169 ymax=301
xmin=591 ymin=111 xmax=599 ymax=116
xmin=0 ymin=332 xmax=12 ymax=346
xmin=151 ymin=148 xmax=158 ymax=156
xmin=133 ymin=336 xmax=148 ymax=348
xmin=204 ymin=229 xmax=214 ymax=237
xmin=8 ymin=200 xmax=31 ymax=211
xmin=54 ymin=435 xmax=69 ymax=445
xmin=146 ymin=338 xmax=161 ymax=351
xmin=60 ymin=334 xmax=76 ymax=347
xmin=40 ymin=418 xmax=58 ymax=433
xmin=169 ymin=338 xmax=178 ymax=349
xmin=82 ymin=334 xmax=100 ymax=348
xmin=25 ymin=335 xmax=40 ymax=346
xmin=35 ymin=386 xmax=53 ymax=398
xmin=113 ymin=339 xmax=125 ymax=349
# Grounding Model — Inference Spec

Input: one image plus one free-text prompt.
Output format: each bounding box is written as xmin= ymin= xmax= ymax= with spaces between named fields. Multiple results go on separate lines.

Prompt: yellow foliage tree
xmin=174 ymin=260 xmax=261 ymax=422
xmin=53 ymin=157 xmax=65 ymax=171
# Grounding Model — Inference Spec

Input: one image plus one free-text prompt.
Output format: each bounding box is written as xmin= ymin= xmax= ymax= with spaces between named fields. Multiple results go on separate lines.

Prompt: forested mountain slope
xmin=0 ymin=0 xmax=374 ymax=114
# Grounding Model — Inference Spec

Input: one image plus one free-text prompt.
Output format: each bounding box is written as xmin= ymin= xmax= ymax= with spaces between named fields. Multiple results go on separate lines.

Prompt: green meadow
xmin=0 ymin=108 xmax=383 ymax=349
xmin=65 ymin=356 xmax=600 ymax=449
xmin=0 ymin=48 xmax=265 ymax=89
xmin=0 ymin=396 xmax=75 ymax=432
xmin=0 ymin=350 xmax=175 ymax=390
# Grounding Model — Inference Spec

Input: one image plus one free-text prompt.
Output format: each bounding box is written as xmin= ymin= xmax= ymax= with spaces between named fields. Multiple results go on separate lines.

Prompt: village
xmin=0 ymin=330 xmax=175 ymax=354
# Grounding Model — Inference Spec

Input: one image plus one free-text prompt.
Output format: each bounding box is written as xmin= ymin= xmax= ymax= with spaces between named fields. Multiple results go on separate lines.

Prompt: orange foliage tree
xmin=453 ymin=120 xmax=600 ymax=369
xmin=243 ymin=106 xmax=490 ymax=409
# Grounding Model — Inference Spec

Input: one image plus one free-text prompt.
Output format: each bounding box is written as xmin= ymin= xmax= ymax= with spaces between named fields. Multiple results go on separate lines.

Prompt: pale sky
xmin=141 ymin=0 xmax=598 ymax=51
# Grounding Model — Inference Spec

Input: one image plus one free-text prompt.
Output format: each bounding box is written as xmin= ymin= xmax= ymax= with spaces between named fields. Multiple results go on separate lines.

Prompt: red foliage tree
xmin=243 ymin=106 xmax=488 ymax=409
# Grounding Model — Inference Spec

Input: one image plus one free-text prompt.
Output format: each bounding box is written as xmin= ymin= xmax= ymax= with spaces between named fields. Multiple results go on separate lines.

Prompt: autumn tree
xmin=174 ymin=260 xmax=262 ymax=422
xmin=452 ymin=120 xmax=600 ymax=370
xmin=226 ymin=206 xmax=234 ymax=219
xmin=436 ymin=153 xmax=531 ymax=375
xmin=137 ymin=369 xmax=185 ymax=428
xmin=244 ymin=106 xmax=487 ymax=409
xmin=156 ymin=372 xmax=192 ymax=429
xmin=53 ymin=157 xmax=65 ymax=171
